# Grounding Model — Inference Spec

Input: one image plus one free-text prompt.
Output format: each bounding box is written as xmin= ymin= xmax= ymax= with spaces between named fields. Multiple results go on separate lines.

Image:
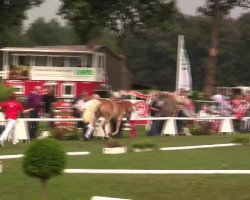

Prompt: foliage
xmin=62 ymin=130 xmax=80 ymax=140
xmin=53 ymin=127 xmax=78 ymax=140
xmin=0 ymin=84 xmax=14 ymax=102
xmin=189 ymin=123 xmax=212 ymax=135
xmin=22 ymin=139 xmax=66 ymax=182
xmin=197 ymin=0 xmax=250 ymax=95
xmin=0 ymin=0 xmax=43 ymax=46
xmin=106 ymin=139 xmax=123 ymax=148
xmin=131 ymin=139 xmax=156 ymax=149
xmin=197 ymin=0 xmax=249 ymax=17
xmin=231 ymin=135 xmax=250 ymax=145
xmin=25 ymin=18 xmax=80 ymax=46
xmin=58 ymin=0 xmax=177 ymax=51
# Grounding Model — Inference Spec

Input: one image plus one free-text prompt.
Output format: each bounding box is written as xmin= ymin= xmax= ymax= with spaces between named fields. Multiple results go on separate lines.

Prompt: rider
xmin=74 ymin=92 xmax=93 ymax=140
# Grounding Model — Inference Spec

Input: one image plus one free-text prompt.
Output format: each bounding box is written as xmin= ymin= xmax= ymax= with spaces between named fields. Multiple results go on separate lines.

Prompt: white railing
xmin=0 ymin=116 xmax=249 ymax=122
xmin=0 ymin=116 xmax=249 ymax=140
xmin=0 ymin=71 xmax=6 ymax=78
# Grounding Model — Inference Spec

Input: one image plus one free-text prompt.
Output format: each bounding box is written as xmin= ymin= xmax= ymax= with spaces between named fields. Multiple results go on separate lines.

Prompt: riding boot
xmin=84 ymin=124 xmax=94 ymax=140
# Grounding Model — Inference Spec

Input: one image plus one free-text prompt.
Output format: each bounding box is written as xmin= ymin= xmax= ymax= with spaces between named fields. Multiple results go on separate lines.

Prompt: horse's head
xmin=122 ymin=101 xmax=134 ymax=121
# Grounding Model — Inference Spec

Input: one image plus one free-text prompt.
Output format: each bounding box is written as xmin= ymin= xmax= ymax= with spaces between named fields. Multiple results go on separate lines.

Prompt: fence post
xmin=219 ymin=118 xmax=234 ymax=134
xmin=161 ymin=118 xmax=178 ymax=136
xmin=13 ymin=119 xmax=30 ymax=142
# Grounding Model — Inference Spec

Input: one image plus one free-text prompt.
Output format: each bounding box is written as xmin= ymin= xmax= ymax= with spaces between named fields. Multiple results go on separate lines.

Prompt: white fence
xmin=1 ymin=115 xmax=249 ymax=142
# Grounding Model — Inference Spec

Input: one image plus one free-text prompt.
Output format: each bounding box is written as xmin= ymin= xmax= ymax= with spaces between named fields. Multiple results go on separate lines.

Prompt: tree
xmin=22 ymin=139 xmax=66 ymax=200
xmin=198 ymin=0 xmax=250 ymax=96
xmin=0 ymin=84 xmax=14 ymax=102
xmin=26 ymin=18 xmax=80 ymax=46
xmin=124 ymin=14 xmax=184 ymax=90
xmin=0 ymin=0 xmax=44 ymax=44
xmin=58 ymin=0 xmax=177 ymax=52
xmin=0 ymin=25 xmax=32 ymax=47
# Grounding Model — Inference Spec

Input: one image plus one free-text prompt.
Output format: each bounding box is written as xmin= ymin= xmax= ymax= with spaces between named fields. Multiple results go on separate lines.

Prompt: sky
xmin=25 ymin=0 xmax=249 ymax=28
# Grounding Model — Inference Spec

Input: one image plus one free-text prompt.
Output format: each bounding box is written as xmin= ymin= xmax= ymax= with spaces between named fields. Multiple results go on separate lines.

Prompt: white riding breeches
xmin=0 ymin=119 xmax=17 ymax=144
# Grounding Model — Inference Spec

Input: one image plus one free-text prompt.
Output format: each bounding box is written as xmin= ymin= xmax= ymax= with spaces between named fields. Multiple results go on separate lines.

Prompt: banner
xmin=175 ymin=35 xmax=192 ymax=91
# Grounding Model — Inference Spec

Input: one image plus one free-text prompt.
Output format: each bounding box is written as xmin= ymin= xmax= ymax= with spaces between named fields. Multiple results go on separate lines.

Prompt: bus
xmin=0 ymin=45 xmax=118 ymax=100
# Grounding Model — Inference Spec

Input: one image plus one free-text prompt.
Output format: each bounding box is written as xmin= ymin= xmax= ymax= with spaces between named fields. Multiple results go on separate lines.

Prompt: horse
xmin=82 ymin=98 xmax=134 ymax=138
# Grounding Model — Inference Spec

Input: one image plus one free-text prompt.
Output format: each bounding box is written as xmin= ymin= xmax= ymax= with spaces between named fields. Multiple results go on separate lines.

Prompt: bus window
xmin=18 ymin=56 xmax=30 ymax=66
xmin=35 ymin=56 xmax=47 ymax=66
xmin=52 ymin=57 xmax=64 ymax=67
xmin=69 ymin=57 xmax=81 ymax=67
xmin=13 ymin=85 xmax=24 ymax=94
xmin=62 ymin=83 xmax=75 ymax=97
xmin=86 ymin=54 xmax=93 ymax=67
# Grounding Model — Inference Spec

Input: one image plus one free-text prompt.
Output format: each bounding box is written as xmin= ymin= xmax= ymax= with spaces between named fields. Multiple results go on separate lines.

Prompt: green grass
xmin=1 ymin=127 xmax=250 ymax=200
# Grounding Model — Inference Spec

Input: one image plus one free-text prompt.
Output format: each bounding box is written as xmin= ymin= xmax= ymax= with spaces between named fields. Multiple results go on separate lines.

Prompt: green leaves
xmin=22 ymin=139 xmax=66 ymax=182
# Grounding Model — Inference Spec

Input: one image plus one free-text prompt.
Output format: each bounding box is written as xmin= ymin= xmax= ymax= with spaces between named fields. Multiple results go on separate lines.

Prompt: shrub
xmin=106 ymin=140 xmax=123 ymax=148
xmin=189 ymin=123 xmax=212 ymax=135
xmin=231 ymin=136 xmax=250 ymax=145
xmin=22 ymin=139 xmax=66 ymax=200
xmin=0 ymin=84 xmax=14 ymax=102
xmin=63 ymin=130 xmax=80 ymax=140
xmin=132 ymin=139 xmax=156 ymax=149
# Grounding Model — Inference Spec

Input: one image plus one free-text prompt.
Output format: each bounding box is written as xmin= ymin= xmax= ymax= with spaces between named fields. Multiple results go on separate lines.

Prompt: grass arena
xmin=1 ymin=126 xmax=250 ymax=200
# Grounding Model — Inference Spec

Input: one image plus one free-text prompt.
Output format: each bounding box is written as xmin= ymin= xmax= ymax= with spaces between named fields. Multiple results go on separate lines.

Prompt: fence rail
xmin=0 ymin=116 xmax=250 ymax=122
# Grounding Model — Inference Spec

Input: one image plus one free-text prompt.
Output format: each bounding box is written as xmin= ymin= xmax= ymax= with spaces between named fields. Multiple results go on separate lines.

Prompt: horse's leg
xmin=111 ymin=117 xmax=123 ymax=136
xmin=102 ymin=116 xmax=112 ymax=139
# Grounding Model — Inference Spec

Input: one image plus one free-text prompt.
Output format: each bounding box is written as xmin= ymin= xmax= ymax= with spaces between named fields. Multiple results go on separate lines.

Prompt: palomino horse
xmin=82 ymin=99 xmax=134 ymax=138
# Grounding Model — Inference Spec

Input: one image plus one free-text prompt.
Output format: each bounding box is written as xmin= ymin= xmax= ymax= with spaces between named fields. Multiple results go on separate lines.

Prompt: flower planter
xmin=133 ymin=148 xmax=154 ymax=153
xmin=103 ymin=147 xmax=127 ymax=154
xmin=0 ymin=161 xmax=2 ymax=173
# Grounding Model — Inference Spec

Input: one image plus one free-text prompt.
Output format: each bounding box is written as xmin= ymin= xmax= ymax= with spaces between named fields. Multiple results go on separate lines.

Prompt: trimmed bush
xmin=22 ymin=139 xmax=66 ymax=200
xmin=132 ymin=139 xmax=156 ymax=149
xmin=106 ymin=140 xmax=123 ymax=148
xmin=189 ymin=123 xmax=212 ymax=135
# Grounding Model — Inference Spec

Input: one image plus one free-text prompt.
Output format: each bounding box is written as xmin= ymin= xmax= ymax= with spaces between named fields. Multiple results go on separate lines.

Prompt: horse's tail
xmin=82 ymin=99 xmax=102 ymax=123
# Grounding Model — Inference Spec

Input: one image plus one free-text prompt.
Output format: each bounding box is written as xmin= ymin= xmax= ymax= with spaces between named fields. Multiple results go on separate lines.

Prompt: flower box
xmin=133 ymin=148 xmax=154 ymax=153
xmin=0 ymin=161 xmax=2 ymax=173
xmin=103 ymin=147 xmax=127 ymax=154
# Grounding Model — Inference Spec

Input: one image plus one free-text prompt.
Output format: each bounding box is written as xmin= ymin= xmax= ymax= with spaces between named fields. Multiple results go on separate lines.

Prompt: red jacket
xmin=0 ymin=100 xmax=24 ymax=120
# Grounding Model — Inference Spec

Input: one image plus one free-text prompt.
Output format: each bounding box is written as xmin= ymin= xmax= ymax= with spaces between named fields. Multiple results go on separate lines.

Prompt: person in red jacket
xmin=0 ymin=94 xmax=33 ymax=147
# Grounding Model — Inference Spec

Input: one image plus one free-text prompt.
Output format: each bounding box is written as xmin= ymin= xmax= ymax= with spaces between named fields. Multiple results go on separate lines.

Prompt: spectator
xmin=27 ymin=86 xmax=43 ymax=139
xmin=43 ymin=86 xmax=56 ymax=126
xmin=232 ymin=97 xmax=248 ymax=132
xmin=147 ymin=93 xmax=163 ymax=136
xmin=0 ymin=94 xmax=33 ymax=147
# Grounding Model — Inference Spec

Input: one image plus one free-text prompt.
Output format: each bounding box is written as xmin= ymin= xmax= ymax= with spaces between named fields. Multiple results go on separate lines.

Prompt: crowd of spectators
xmin=1 ymin=86 xmax=250 ymax=147
xmin=146 ymin=91 xmax=250 ymax=135
xmin=198 ymin=94 xmax=250 ymax=132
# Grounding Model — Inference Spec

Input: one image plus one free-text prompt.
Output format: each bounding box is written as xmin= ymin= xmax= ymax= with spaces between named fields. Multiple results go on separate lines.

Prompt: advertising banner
xmin=30 ymin=66 xmax=96 ymax=81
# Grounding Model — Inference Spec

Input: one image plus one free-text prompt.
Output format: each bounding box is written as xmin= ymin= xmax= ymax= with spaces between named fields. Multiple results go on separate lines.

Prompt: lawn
xmin=1 ymin=127 xmax=250 ymax=200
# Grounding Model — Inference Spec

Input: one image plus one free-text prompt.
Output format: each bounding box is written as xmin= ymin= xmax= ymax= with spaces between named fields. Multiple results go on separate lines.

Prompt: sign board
xmin=30 ymin=66 xmax=96 ymax=81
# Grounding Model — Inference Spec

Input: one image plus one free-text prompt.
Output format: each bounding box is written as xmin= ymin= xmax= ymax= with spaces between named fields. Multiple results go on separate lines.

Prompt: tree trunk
xmin=203 ymin=0 xmax=220 ymax=97
xmin=40 ymin=180 xmax=47 ymax=200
